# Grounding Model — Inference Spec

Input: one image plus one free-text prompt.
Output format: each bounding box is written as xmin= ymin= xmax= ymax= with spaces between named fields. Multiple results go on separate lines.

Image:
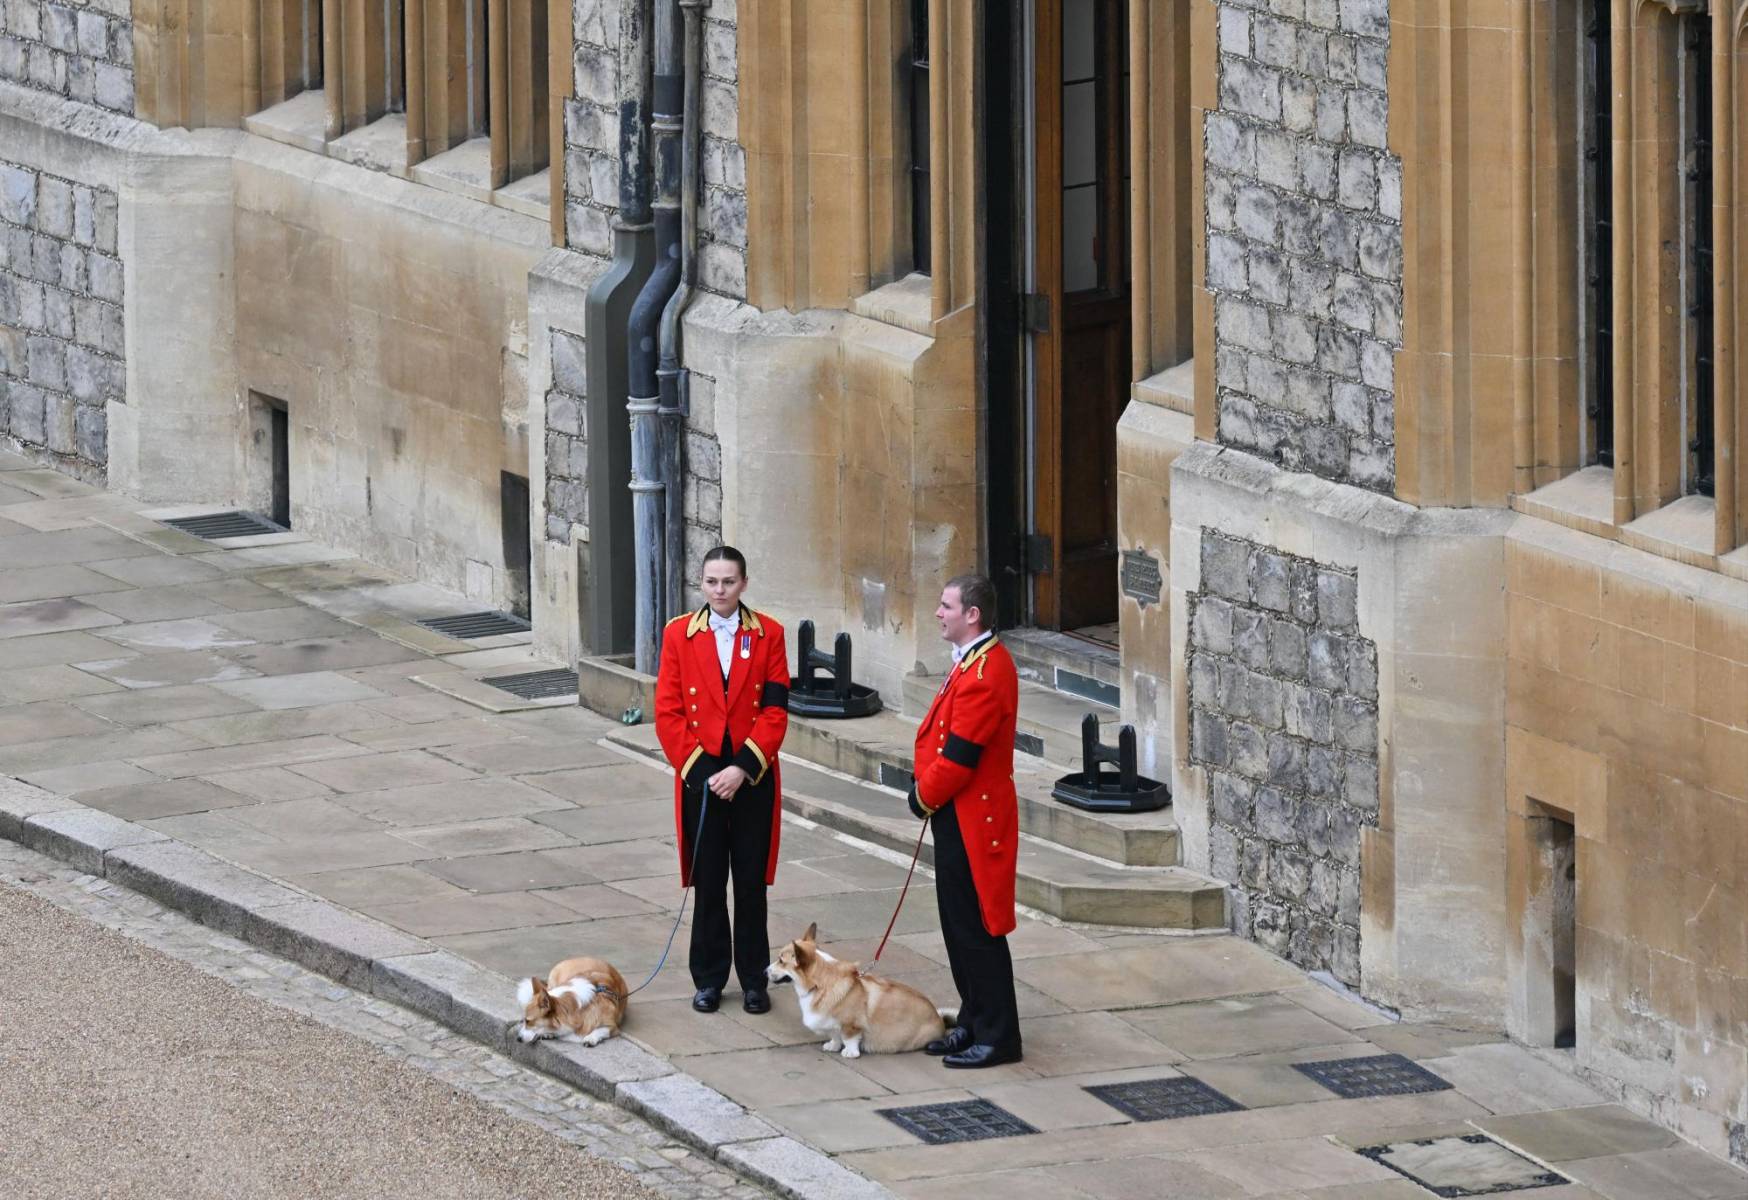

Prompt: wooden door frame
xmin=1030 ymin=0 xmax=1066 ymax=629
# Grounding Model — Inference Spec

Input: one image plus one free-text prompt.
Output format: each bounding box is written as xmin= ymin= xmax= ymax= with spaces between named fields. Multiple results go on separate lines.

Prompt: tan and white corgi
xmin=515 ymin=956 xmax=629 ymax=1047
xmin=765 ymin=923 xmax=947 ymax=1058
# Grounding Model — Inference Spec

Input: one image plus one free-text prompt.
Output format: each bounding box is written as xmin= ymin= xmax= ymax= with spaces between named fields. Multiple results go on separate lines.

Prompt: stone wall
xmin=544 ymin=327 xmax=587 ymax=541
xmin=1203 ymin=0 xmax=1402 ymax=492
xmin=564 ymin=0 xmax=747 ymax=302
xmin=0 ymin=0 xmax=134 ymax=115
xmin=1504 ymin=521 xmax=1748 ymax=1165
xmin=1188 ymin=527 xmax=1379 ymax=986
xmin=682 ymin=368 xmax=720 ymax=568
xmin=0 ymin=159 xmax=122 ymax=477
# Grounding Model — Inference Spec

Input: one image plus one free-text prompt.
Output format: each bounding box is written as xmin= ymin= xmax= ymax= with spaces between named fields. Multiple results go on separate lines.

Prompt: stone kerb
xmin=0 ymin=776 xmax=891 ymax=1200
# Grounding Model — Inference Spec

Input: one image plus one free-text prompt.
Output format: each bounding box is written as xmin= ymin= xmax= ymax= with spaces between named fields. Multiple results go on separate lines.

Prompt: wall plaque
xmin=1122 ymin=549 xmax=1163 ymax=608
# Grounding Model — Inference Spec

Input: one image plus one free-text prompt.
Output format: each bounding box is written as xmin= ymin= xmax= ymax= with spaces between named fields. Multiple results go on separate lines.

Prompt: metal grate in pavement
xmin=417 ymin=611 xmax=532 ymax=639
xmin=481 ymin=668 xmax=579 ymax=700
xmin=1292 ymin=1053 xmax=1453 ymax=1099
xmin=1355 ymin=1133 xmax=1570 ymax=1197
xmin=877 ymin=1099 xmax=1037 ymax=1145
xmin=162 ymin=511 xmax=283 ymax=540
xmin=1084 ymin=1076 xmax=1245 ymax=1122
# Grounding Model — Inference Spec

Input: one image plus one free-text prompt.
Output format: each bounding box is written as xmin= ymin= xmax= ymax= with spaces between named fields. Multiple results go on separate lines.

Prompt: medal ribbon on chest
xmin=740 ymin=632 xmax=752 ymax=660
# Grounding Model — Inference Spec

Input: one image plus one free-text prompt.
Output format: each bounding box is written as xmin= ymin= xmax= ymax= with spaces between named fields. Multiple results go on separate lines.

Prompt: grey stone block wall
xmin=565 ymin=0 xmax=747 ymax=302
xmin=1204 ymin=0 xmax=1401 ymax=492
xmin=544 ymin=328 xmax=588 ymax=542
xmin=682 ymin=369 xmax=721 ymax=566
xmin=1188 ymin=528 xmax=1379 ymax=987
xmin=0 ymin=160 xmax=123 ymax=476
xmin=0 ymin=0 xmax=135 ymax=116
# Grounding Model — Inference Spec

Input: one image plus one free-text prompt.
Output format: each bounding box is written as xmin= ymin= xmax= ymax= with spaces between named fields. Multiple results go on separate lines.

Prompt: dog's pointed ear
xmin=802 ymin=921 xmax=818 ymax=943
xmin=516 ymin=977 xmax=538 ymax=1008
xmin=795 ymin=940 xmax=814 ymax=967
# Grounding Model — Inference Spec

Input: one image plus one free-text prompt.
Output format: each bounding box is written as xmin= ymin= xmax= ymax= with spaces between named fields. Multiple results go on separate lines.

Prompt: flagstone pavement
xmin=0 ymin=451 xmax=1742 ymax=1200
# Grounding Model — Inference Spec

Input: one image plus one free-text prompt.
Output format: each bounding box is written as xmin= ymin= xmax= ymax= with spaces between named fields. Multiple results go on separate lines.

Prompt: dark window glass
xmin=910 ymin=0 xmax=931 ymax=275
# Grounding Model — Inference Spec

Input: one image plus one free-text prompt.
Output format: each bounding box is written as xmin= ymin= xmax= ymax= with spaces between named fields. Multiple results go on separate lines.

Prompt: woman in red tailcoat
xmin=654 ymin=546 xmax=790 ymax=1016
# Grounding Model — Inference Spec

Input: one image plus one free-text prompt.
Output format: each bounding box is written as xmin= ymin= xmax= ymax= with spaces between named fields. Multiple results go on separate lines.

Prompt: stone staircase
xmin=582 ymin=647 xmax=1229 ymax=932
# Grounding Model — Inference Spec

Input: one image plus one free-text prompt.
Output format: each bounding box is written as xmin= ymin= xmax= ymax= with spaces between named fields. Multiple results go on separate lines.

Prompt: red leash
xmin=872 ymin=817 xmax=930 ymax=962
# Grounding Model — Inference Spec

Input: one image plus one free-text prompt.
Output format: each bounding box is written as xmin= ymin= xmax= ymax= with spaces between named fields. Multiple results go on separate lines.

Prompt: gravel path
xmin=0 ymin=846 xmax=763 ymax=1200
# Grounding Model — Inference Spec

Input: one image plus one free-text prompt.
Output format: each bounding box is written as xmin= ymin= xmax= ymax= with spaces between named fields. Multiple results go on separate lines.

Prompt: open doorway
xmin=985 ymin=0 xmax=1130 ymax=639
xmin=248 ymin=392 xmax=292 ymax=530
xmin=500 ymin=471 xmax=531 ymax=620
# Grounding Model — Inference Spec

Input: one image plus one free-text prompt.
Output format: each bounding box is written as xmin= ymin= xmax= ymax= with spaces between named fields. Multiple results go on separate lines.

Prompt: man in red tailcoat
xmin=654 ymin=547 xmax=790 ymax=1015
xmin=907 ymin=572 xmax=1022 ymax=1068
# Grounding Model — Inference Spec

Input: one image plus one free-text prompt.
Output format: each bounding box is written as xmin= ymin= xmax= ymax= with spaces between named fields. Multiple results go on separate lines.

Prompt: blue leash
xmin=622 ymin=790 xmax=712 ymax=998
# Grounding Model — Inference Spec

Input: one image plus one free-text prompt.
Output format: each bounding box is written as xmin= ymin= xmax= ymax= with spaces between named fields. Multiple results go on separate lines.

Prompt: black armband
xmin=760 ymin=681 xmax=790 ymax=708
xmin=942 ymin=734 xmax=984 ymax=769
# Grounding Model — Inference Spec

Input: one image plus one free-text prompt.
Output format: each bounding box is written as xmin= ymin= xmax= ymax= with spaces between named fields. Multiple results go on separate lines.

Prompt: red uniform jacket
xmin=654 ymin=604 xmax=790 ymax=886
xmin=912 ymin=635 xmax=1020 ymax=936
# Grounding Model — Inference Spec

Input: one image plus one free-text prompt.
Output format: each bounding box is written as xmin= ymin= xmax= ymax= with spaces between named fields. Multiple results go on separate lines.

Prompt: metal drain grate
xmin=877 ymin=1099 xmax=1037 ymax=1145
xmin=162 ymin=511 xmax=283 ymax=540
xmin=481 ymin=667 xmax=579 ymax=700
xmin=1293 ymin=1053 xmax=1453 ymax=1099
xmin=1356 ymin=1133 xmax=1570 ymax=1197
xmin=1084 ymin=1076 xmax=1245 ymax=1122
xmin=417 ymin=611 xmax=532 ymax=639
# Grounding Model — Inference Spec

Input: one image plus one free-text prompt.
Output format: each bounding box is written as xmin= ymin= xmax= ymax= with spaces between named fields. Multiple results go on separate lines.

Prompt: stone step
xmin=605 ymin=725 xmax=1226 ymax=931
xmin=900 ymin=672 xmax=1119 ymax=767
xmin=1002 ymin=626 xmax=1123 ymax=700
xmin=575 ymin=654 xmax=1177 ymax=867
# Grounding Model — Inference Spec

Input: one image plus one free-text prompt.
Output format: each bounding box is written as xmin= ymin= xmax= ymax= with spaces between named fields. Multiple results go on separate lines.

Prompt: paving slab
xmin=223 ymin=634 xmax=423 ymax=675
xmin=0 ymin=596 xmax=124 ymax=639
xmin=389 ymin=816 xmax=576 ymax=857
xmin=284 ymin=747 xmax=478 ymax=792
xmin=20 ymin=760 xmax=161 ymax=795
xmin=368 ymin=889 xmax=586 ymax=937
xmin=0 ymin=564 xmax=134 ymax=603
xmin=77 ymin=778 xmax=255 ymax=821
xmin=167 ymin=703 xmax=404 ymax=746
xmin=1561 ymin=1144 xmax=1748 ymax=1199
xmin=70 ymin=682 xmax=263 ymax=727
xmin=0 ymin=662 xmax=127 ymax=702
xmin=132 ymin=734 xmax=373 ymax=779
xmin=1475 ymin=1105 xmax=1684 ymax=1162
xmin=201 ymin=765 xmax=336 ymax=801
xmin=212 ymin=670 xmax=392 ymax=710
xmin=331 ymin=776 xmax=573 ymax=825
xmin=0 ymin=701 xmax=119 ymax=746
xmin=77 ymin=583 xmax=244 ymax=622
xmin=1116 ymin=992 xmax=1364 ymax=1060
xmin=84 ymin=550 xmax=224 ymax=583
xmin=94 ymin=617 xmax=259 ymax=652
xmin=75 ymin=649 xmax=264 ymax=688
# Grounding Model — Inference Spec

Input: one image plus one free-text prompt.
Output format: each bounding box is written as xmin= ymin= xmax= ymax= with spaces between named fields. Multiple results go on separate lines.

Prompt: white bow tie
xmin=709 ymin=612 xmax=739 ymax=636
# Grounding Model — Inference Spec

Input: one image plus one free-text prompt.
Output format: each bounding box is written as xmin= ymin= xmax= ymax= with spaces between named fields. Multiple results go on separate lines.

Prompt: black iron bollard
xmin=1052 ymin=713 xmax=1171 ymax=813
xmin=786 ymin=620 xmax=884 ymax=718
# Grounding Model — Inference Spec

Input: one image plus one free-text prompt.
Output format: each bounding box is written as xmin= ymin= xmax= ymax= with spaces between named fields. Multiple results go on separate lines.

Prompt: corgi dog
xmin=764 ymin=923 xmax=947 ymax=1058
xmin=515 ymin=956 xmax=629 ymax=1047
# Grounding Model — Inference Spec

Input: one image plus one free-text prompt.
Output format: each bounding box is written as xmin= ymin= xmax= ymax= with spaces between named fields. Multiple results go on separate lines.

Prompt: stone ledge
xmin=0 ymin=781 xmax=889 ymax=1199
xmin=18 ymin=806 xmax=165 ymax=874
xmin=720 ymin=1137 xmax=893 ymax=1200
xmin=617 ymin=1073 xmax=779 ymax=1151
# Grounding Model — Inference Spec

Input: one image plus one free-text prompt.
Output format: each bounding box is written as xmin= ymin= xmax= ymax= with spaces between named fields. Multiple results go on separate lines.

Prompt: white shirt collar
xmin=951 ymin=630 xmax=993 ymax=665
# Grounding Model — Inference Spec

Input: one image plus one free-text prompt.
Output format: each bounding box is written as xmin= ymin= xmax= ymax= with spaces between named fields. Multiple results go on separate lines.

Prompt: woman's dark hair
xmin=702 ymin=545 xmax=748 ymax=578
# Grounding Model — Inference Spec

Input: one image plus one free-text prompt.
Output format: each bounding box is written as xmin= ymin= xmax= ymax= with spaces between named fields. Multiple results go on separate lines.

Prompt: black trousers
xmin=682 ymin=738 xmax=774 ymax=993
xmin=931 ymin=801 xmax=1021 ymax=1051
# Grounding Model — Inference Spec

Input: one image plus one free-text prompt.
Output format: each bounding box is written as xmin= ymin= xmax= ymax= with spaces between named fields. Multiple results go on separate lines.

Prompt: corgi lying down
xmin=765 ymin=923 xmax=948 ymax=1058
xmin=516 ymin=956 xmax=628 ymax=1047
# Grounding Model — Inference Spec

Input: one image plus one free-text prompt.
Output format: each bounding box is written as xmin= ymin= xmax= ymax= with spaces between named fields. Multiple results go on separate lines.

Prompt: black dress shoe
xmin=943 ymin=1042 xmax=1022 ymax=1069
xmin=742 ymin=988 xmax=771 ymax=1014
xmin=924 ymin=1026 xmax=973 ymax=1057
xmin=692 ymin=987 xmax=722 ymax=1013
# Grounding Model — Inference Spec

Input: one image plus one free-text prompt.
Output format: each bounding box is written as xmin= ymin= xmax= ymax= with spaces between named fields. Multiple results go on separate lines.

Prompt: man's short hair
xmin=946 ymin=572 xmax=997 ymax=631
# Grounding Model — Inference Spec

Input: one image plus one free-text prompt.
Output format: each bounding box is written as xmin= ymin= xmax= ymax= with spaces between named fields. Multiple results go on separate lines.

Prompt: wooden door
xmin=1031 ymin=0 xmax=1130 ymax=631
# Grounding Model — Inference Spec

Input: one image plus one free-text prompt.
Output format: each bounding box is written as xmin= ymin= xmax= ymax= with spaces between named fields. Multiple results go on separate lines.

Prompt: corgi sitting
xmin=765 ymin=923 xmax=948 ymax=1058
xmin=516 ymin=956 xmax=629 ymax=1047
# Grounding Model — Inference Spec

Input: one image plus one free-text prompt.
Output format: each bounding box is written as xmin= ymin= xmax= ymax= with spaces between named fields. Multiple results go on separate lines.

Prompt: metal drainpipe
xmin=627 ymin=0 xmax=685 ymax=672
xmin=656 ymin=0 xmax=706 ymax=620
xmin=581 ymin=0 xmax=656 ymax=657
